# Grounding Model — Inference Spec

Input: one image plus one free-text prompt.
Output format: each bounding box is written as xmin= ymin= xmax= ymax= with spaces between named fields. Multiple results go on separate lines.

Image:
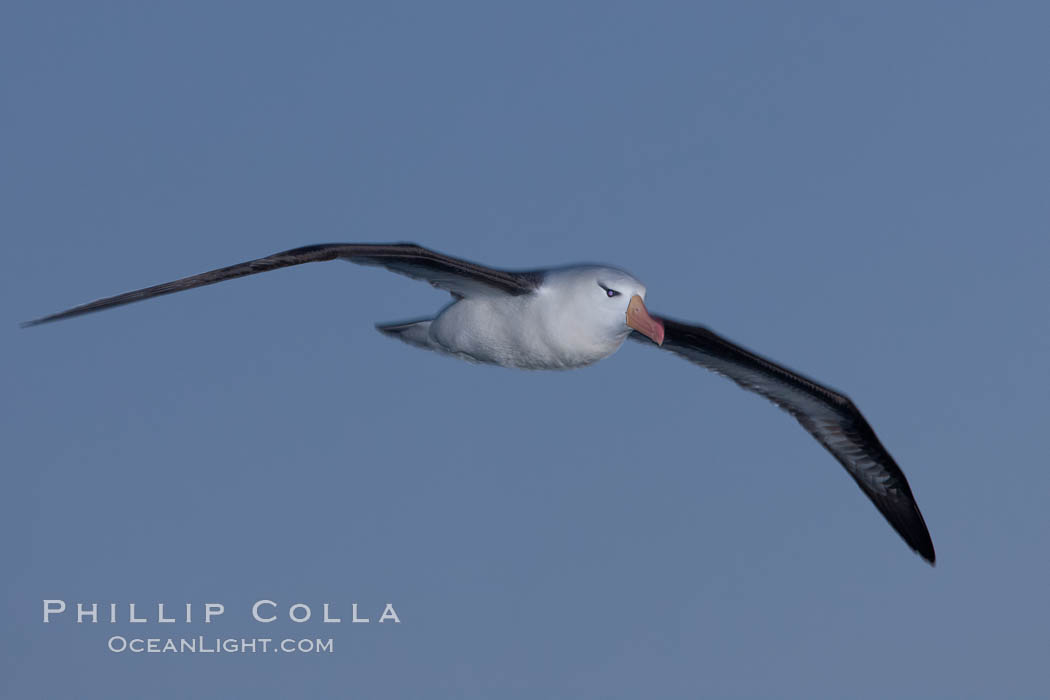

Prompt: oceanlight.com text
xmin=107 ymin=636 xmax=334 ymax=654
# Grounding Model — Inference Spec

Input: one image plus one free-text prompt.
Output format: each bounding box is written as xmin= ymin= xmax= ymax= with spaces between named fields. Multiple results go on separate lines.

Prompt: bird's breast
xmin=429 ymin=296 xmax=623 ymax=370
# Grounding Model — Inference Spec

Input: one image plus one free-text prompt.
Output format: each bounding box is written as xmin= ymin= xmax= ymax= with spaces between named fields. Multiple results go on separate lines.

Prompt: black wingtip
xmin=905 ymin=521 xmax=936 ymax=565
xmin=918 ymin=540 xmax=936 ymax=566
xmin=21 ymin=311 xmax=69 ymax=328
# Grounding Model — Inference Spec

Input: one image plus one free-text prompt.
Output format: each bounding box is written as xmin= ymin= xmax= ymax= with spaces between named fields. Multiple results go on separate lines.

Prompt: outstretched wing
xmin=22 ymin=243 xmax=543 ymax=327
xmin=632 ymin=317 xmax=935 ymax=564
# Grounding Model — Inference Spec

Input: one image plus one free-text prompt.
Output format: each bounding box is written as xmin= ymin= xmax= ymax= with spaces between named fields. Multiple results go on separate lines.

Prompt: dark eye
xmin=598 ymin=283 xmax=621 ymax=298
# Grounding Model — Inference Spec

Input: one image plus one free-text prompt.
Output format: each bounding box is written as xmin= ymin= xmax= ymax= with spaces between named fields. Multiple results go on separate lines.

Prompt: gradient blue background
xmin=4 ymin=2 xmax=1049 ymax=698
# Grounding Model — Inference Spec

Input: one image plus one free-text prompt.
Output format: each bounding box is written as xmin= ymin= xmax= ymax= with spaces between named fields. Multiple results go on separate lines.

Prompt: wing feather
xmin=21 ymin=243 xmax=541 ymax=327
xmin=633 ymin=318 xmax=935 ymax=563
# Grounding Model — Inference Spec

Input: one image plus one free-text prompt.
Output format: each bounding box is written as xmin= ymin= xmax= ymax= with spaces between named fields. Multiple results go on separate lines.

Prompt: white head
xmin=541 ymin=266 xmax=665 ymax=358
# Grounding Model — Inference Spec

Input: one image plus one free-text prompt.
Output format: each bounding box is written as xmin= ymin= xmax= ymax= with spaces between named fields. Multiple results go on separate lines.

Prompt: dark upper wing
xmin=632 ymin=317 xmax=935 ymax=564
xmin=21 ymin=243 xmax=542 ymax=327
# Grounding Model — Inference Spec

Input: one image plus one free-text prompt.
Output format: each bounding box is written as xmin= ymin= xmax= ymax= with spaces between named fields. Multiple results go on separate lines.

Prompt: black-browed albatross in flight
xmin=23 ymin=243 xmax=936 ymax=564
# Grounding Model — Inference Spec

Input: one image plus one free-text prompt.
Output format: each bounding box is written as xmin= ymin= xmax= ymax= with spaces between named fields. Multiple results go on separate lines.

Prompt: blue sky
xmin=4 ymin=2 xmax=1049 ymax=698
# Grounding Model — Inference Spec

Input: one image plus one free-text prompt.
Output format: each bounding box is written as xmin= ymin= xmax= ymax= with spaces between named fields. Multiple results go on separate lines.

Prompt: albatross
xmin=23 ymin=243 xmax=936 ymax=564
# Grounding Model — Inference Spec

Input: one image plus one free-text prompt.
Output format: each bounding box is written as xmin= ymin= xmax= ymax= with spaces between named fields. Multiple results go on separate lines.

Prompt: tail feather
xmin=376 ymin=319 xmax=434 ymax=350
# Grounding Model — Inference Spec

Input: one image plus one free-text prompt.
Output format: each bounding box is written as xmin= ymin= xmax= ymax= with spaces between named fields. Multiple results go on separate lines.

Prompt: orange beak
xmin=626 ymin=295 xmax=664 ymax=345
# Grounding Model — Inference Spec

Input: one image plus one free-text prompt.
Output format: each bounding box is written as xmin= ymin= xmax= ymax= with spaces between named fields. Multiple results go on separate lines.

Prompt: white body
xmin=386 ymin=266 xmax=648 ymax=369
